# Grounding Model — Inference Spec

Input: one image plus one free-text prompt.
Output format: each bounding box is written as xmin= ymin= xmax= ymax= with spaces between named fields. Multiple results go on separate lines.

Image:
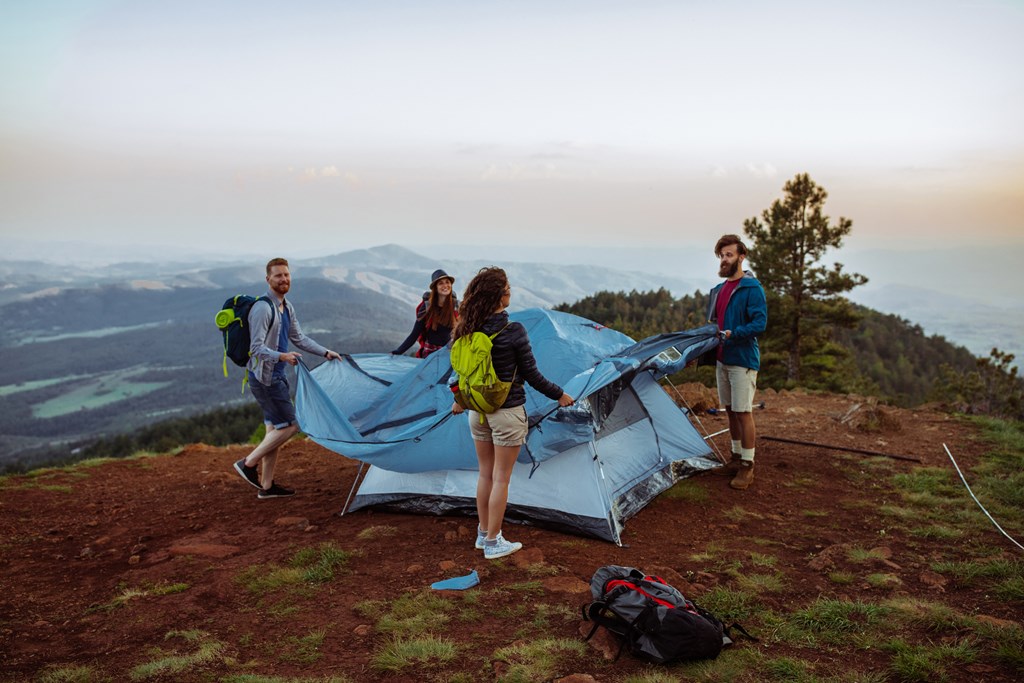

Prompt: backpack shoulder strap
xmin=257 ymin=296 xmax=276 ymax=327
xmin=488 ymin=322 xmax=511 ymax=341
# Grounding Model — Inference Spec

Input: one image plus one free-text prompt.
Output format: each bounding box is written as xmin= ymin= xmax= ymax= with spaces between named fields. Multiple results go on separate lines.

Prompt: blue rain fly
xmin=295 ymin=309 xmax=719 ymax=473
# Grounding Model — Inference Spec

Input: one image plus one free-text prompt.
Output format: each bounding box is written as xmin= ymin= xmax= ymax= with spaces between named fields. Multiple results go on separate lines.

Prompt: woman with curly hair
xmin=391 ymin=269 xmax=458 ymax=358
xmin=451 ymin=267 xmax=574 ymax=559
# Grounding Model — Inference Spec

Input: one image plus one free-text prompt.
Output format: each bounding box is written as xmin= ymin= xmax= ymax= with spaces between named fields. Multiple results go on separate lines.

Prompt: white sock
xmin=731 ymin=439 xmax=741 ymax=454
xmin=741 ymin=447 xmax=755 ymax=462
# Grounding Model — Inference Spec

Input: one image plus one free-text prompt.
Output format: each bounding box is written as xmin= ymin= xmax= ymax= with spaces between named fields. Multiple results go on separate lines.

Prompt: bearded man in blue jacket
xmin=706 ymin=234 xmax=768 ymax=490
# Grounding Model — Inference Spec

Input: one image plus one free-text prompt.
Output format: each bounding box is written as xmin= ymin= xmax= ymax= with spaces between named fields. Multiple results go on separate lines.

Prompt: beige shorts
xmin=468 ymin=405 xmax=528 ymax=447
xmin=717 ymin=362 xmax=758 ymax=413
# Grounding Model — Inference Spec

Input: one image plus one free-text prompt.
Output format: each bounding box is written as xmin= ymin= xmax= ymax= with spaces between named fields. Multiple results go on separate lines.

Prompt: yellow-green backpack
xmin=450 ymin=324 xmax=515 ymax=419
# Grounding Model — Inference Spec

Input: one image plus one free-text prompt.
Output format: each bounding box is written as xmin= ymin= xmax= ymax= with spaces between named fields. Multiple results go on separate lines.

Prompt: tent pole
xmin=663 ymin=375 xmax=729 ymax=465
xmin=339 ymin=461 xmax=366 ymax=517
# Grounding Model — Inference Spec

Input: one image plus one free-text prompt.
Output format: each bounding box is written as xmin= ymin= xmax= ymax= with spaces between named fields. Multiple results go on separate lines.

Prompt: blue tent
xmin=295 ymin=308 xmax=721 ymax=543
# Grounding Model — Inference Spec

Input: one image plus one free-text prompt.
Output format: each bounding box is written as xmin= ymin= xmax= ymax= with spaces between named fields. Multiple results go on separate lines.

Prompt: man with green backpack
xmin=232 ymin=258 xmax=341 ymax=499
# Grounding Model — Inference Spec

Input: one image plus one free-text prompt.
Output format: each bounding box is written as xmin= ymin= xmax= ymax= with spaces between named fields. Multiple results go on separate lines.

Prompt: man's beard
xmin=718 ymin=260 xmax=739 ymax=278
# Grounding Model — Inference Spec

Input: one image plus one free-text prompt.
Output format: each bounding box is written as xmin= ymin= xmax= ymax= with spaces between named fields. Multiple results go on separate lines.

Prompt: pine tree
xmin=743 ymin=173 xmax=867 ymax=382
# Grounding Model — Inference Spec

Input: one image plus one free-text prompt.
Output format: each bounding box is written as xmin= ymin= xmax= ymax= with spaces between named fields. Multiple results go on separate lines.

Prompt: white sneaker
xmin=475 ymin=528 xmax=486 ymax=550
xmin=483 ymin=531 xmax=522 ymax=560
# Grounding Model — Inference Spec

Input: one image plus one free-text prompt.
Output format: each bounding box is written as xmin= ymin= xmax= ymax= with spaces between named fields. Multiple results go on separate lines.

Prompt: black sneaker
xmin=233 ymin=459 xmax=261 ymax=489
xmin=257 ymin=483 xmax=295 ymax=499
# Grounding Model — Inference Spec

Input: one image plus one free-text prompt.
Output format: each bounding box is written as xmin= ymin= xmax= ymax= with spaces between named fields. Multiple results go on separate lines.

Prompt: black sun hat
xmin=430 ymin=269 xmax=454 ymax=287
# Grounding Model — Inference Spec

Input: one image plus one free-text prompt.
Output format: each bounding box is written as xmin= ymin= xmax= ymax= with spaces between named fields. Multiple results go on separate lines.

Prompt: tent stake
xmin=761 ymin=435 xmax=921 ymax=463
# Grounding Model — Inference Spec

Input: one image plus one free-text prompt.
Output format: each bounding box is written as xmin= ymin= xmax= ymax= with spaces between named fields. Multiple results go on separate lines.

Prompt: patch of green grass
xmin=493 ymin=638 xmax=586 ymax=682
xmin=524 ymin=562 xmax=559 ymax=577
xmin=238 ymin=543 xmax=353 ymax=594
xmin=367 ymin=590 xmax=456 ymax=638
xmin=909 ymin=524 xmax=962 ymax=540
xmin=931 ymin=557 xmax=1024 ymax=587
xmin=847 ymin=546 xmax=889 ymax=563
xmin=505 ymin=580 xmax=545 ymax=597
xmin=884 ymin=637 xmax=978 ymax=682
xmin=791 ymin=598 xmax=888 ymax=646
xmin=801 ymin=509 xmax=829 ymax=518
xmin=763 ymin=656 xmax=813 ymax=681
xmin=289 ymin=542 xmax=353 ymax=584
xmin=749 ymin=552 xmax=777 ymax=567
xmin=356 ymin=525 xmax=397 ymax=541
xmin=689 ymin=541 xmax=725 ymax=563
xmin=829 ymin=571 xmax=856 ymax=585
xmin=865 ymin=573 xmax=901 ymax=589
xmin=784 ymin=475 xmax=817 ymax=489
xmin=128 ymin=630 xmax=225 ymax=680
xmin=279 ymin=628 xmax=327 ymax=665
xmin=976 ymin=620 xmax=1024 ymax=671
xmin=696 ymin=586 xmax=759 ymax=622
xmin=89 ymin=581 xmax=189 ymax=612
xmin=884 ymin=597 xmax=968 ymax=633
xmin=36 ymin=665 xmax=110 ymax=683
xmin=995 ymin=575 xmax=1024 ymax=602
xmin=263 ymin=602 xmax=301 ymax=620
xmin=736 ymin=572 xmax=785 ymax=594
xmin=663 ymin=479 xmax=710 ymax=503
xmin=892 ymin=467 xmax=960 ymax=497
xmin=879 ymin=504 xmax=917 ymax=519
xmin=371 ymin=636 xmax=457 ymax=673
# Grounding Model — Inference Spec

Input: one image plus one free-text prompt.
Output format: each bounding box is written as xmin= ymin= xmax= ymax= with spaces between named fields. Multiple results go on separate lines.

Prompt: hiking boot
xmin=730 ymin=460 xmax=755 ymax=490
xmin=475 ymin=527 xmax=486 ymax=550
xmin=483 ymin=532 xmax=522 ymax=560
xmin=712 ymin=452 xmax=742 ymax=476
xmin=233 ymin=459 xmax=261 ymax=489
xmin=257 ymin=483 xmax=295 ymax=499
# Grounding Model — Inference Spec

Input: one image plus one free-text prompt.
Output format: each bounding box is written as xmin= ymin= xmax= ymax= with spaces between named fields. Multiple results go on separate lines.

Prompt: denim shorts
xmin=248 ymin=373 xmax=297 ymax=429
xmin=716 ymin=362 xmax=757 ymax=413
xmin=468 ymin=405 xmax=528 ymax=447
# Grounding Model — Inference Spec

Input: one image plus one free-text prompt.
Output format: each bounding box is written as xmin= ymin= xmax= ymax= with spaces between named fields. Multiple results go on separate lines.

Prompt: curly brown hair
xmin=451 ymin=267 xmax=508 ymax=341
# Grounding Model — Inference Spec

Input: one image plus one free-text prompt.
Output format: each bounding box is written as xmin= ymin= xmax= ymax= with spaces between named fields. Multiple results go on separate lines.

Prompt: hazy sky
xmin=2 ymin=0 xmax=1022 ymax=256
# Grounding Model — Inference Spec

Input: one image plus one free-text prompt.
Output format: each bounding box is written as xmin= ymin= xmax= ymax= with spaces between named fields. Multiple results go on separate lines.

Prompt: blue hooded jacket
xmin=706 ymin=272 xmax=767 ymax=370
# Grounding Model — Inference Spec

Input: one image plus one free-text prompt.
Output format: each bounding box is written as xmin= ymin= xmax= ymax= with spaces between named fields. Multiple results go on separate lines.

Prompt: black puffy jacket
xmin=480 ymin=312 xmax=563 ymax=408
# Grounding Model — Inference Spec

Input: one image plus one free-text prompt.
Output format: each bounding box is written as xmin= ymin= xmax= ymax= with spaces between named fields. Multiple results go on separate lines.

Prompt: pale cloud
xmin=745 ymin=163 xmax=778 ymax=178
xmin=710 ymin=165 xmax=729 ymax=178
xmin=320 ymin=165 xmax=340 ymax=177
xmin=480 ymin=161 xmax=567 ymax=182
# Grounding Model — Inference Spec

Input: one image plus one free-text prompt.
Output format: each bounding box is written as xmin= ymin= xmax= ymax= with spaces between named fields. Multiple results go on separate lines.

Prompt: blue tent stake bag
xmin=582 ymin=565 xmax=755 ymax=664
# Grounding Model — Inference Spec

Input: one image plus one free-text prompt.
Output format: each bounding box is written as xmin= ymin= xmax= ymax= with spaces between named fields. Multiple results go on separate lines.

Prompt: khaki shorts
xmin=717 ymin=362 xmax=757 ymax=413
xmin=468 ymin=405 xmax=528 ymax=447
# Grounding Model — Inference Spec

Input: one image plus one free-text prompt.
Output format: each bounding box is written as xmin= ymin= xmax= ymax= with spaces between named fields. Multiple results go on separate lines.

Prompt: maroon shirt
xmin=715 ymin=278 xmax=741 ymax=362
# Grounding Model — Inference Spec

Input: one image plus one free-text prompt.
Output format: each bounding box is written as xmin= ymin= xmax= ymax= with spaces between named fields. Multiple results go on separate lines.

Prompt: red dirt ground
xmin=1 ymin=389 xmax=1021 ymax=682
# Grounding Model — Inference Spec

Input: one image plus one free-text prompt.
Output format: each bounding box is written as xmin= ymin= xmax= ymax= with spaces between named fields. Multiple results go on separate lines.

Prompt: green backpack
xmin=450 ymin=324 xmax=516 ymax=418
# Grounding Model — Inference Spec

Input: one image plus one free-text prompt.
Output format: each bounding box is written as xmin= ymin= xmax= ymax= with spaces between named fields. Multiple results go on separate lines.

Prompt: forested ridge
xmin=556 ymin=288 xmax=978 ymax=407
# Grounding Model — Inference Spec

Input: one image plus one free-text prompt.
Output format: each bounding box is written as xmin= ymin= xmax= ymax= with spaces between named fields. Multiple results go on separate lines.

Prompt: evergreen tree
xmin=743 ymin=173 xmax=867 ymax=383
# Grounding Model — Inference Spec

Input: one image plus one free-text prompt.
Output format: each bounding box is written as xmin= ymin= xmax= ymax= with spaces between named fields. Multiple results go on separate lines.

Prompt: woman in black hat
xmin=391 ymin=269 xmax=459 ymax=358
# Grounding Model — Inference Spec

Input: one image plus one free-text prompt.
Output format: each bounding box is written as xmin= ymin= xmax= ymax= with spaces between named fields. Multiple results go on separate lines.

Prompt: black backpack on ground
xmin=581 ymin=565 xmax=755 ymax=664
xmin=215 ymin=295 xmax=275 ymax=376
